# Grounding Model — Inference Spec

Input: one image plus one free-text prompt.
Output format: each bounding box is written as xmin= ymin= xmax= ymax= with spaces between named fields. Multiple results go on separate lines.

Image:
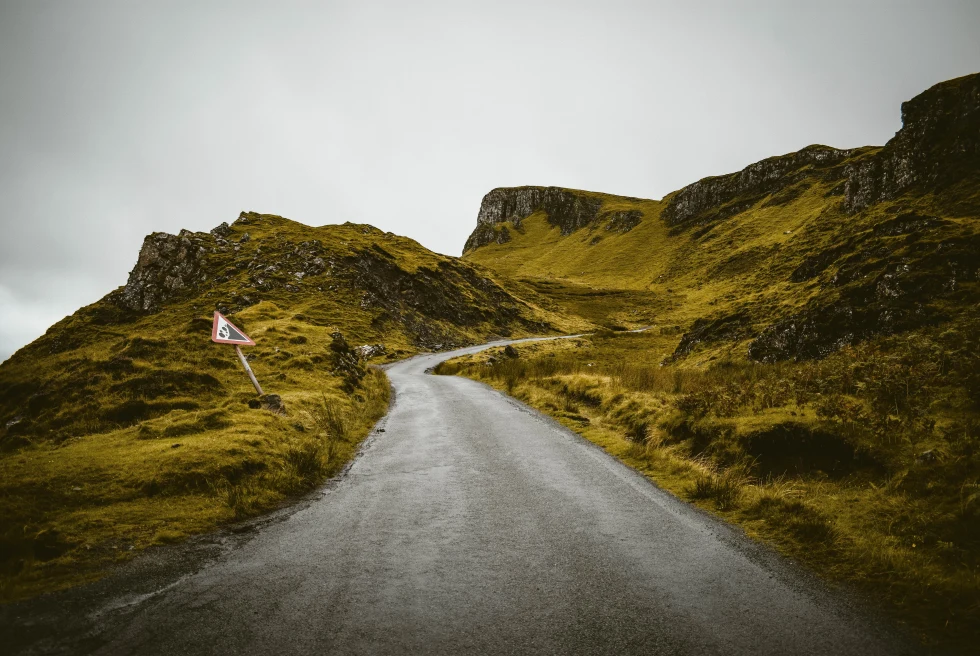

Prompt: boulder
xmin=356 ymin=344 xmax=386 ymax=359
xmin=259 ymin=394 xmax=286 ymax=415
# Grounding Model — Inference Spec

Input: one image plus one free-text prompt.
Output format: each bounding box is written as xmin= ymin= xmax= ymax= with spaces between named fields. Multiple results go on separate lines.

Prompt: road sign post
xmin=211 ymin=311 xmax=263 ymax=396
xmin=234 ymin=345 xmax=264 ymax=396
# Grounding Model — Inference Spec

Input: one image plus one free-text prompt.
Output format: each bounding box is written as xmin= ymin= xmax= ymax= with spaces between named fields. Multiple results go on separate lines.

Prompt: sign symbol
xmin=211 ymin=311 xmax=255 ymax=346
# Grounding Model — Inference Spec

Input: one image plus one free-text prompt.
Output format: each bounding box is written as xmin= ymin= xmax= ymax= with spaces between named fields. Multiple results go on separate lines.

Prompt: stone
xmin=356 ymin=344 xmax=386 ymax=359
xmin=662 ymin=145 xmax=856 ymax=229
xmin=259 ymin=394 xmax=286 ymax=415
xmin=306 ymin=257 xmax=326 ymax=275
xmin=604 ymin=210 xmax=643 ymax=233
xmin=503 ymin=345 xmax=519 ymax=358
xmin=210 ymin=222 xmax=231 ymax=238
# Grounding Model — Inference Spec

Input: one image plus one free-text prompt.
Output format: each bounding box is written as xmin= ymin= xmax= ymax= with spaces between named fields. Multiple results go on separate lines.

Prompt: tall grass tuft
xmin=307 ymin=395 xmax=351 ymax=442
xmin=687 ymin=468 xmax=748 ymax=510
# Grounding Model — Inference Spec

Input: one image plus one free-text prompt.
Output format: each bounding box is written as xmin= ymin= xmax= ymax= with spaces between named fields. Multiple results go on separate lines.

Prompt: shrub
xmin=687 ymin=468 xmax=748 ymax=510
xmin=625 ymin=421 xmax=648 ymax=443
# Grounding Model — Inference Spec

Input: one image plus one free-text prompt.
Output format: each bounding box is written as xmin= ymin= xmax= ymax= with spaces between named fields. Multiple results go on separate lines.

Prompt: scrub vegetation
xmin=0 ymin=213 xmax=571 ymax=601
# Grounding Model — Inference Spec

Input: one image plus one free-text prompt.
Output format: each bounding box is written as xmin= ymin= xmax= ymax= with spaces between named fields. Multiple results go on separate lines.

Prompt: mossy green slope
xmin=0 ymin=212 xmax=574 ymax=601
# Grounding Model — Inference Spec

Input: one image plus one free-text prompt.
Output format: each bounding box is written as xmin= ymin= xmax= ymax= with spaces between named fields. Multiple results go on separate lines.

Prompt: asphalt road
xmin=4 ymin=338 xmax=912 ymax=655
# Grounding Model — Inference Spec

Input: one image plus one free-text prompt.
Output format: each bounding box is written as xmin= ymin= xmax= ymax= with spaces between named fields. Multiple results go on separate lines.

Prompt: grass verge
xmin=436 ymin=329 xmax=980 ymax=654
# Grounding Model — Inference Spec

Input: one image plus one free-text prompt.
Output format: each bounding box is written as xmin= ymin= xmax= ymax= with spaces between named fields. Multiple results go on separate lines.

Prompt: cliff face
xmin=464 ymin=187 xmax=606 ymax=252
xmin=843 ymin=73 xmax=980 ymax=213
xmin=661 ymin=73 xmax=980 ymax=227
xmin=662 ymin=145 xmax=858 ymax=229
xmin=466 ymin=73 xmax=978 ymax=252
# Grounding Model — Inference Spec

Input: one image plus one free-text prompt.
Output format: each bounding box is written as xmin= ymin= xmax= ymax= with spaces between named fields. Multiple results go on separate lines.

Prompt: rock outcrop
xmin=119 ymin=231 xmax=209 ymax=311
xmin=843 ymin=73 xmax=980 ymax=213
xmin=464 ymin=187 xmax=605 ymax=252
xmin=347 ymin=246 xmax=543 ymax=348
xmin=662 ymin=145 xmax=857 ymax=229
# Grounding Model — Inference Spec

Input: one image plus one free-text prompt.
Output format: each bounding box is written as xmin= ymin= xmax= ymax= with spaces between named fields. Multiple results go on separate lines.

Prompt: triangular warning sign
xmin=211 ymin=311 xmax=255 ymax=346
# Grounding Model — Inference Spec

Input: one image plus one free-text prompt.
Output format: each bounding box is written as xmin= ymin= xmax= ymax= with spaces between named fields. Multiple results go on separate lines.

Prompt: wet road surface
xmin=4 ymin=338 xmax=913 ymax=655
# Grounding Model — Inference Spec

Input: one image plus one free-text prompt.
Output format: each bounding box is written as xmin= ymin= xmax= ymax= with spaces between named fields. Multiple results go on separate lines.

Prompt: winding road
xmin=5 ymin=338 xmax=912 ymax=655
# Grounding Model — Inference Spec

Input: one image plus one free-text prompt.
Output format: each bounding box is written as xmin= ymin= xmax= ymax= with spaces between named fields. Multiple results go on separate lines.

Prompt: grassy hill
xmin=464 ymin=75 xmax=980 ymax=364
xmin=0 ymin=212 xmax=576 ymax=600
xmin=454 ymin=73 xmax=980 ymax=651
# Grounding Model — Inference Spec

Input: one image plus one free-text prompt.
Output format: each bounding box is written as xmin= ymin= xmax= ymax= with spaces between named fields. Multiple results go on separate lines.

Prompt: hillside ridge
xmin=466 ymin=72 xmax=979 ymax=251
xmin=463 ymin=72 xmax=980 ymax=364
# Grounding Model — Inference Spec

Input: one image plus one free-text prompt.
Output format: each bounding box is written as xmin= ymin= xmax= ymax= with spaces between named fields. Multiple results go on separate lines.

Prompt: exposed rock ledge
xmin=843 ymin=72 xmax=980 ymax=212
xmin=662 ymin=72 xmax=979 ymax=227
xmin=662 ymin=145 xmax=858 ymax=228
xmin=464 ymin=187 xmax=605 ymax=252
xmin=119 ymin=230 xmax=209 ymax=312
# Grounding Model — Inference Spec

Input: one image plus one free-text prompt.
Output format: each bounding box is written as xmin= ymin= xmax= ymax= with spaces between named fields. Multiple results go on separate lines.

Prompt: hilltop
xmin=0 ymin=212 xmax=574 ymax=599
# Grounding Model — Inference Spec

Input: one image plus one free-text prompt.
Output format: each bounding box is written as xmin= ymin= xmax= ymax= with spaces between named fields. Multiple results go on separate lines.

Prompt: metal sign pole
xmin=235 ymin=345 xmax=264 ymax=396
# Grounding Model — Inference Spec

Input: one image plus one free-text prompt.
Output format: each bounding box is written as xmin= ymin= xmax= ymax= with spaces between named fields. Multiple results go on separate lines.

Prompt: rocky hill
xmin=0 ymin=212 xmax=572 ymax=600
xmin=456 ymin=73 xmax=980 ymax=651
xmin=2 ymin=212 xmax=567 ymax=450
xmin=464 ymin=72 xmax=980 ymax=365
xmin=465 ymin=187 xmax=649 ymax=252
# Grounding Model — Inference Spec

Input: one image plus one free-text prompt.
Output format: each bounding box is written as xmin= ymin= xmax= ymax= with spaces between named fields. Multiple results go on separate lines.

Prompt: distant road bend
xmin=7 ymin=337 xmax=911 ymax=655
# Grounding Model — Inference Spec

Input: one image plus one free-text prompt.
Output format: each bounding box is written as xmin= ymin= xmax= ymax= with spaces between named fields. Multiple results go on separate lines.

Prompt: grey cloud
xmin=1 ymin=0 xmax=979 ymax=360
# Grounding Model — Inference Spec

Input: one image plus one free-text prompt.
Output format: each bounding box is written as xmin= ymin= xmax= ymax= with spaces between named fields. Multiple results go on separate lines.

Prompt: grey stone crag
xmin=842 ymin=73 xmax=980 ymax=213
xmin=464 ymin=187 xmax=604 ymax=252
xmin=662 ymin=145 xmax=857 ymax=229
xmin=119 ymin=232 xmax=210 ymax=312
xmin=346 ymin=246 xmax=546 ymax=349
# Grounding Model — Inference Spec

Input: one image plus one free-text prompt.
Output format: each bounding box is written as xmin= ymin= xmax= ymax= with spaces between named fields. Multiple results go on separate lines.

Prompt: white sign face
xmin=211 ymin=312 xmax=255 ymax=345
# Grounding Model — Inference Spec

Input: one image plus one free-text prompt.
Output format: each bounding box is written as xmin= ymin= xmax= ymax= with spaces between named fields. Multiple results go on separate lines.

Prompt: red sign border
xmin=211 ymin=311 xmax=256 ymax=346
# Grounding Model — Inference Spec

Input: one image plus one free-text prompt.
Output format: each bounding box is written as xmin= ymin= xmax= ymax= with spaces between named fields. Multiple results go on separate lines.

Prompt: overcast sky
xmin=1 ymin=0 xmax=978 ymax=361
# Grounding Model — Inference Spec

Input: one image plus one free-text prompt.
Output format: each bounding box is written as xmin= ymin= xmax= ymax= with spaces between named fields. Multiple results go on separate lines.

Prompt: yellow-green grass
xmin=464 ymin=173 xmax=980 ymax=357
xmin=436 ymin=328 xmax=980 ymax=653
xmin=0 ymin=299 xmax=391 ymax=602
xmin=0 ymin=213 xmax=578 ymax=602
xmin=463 ymin=183 xmax=828 ymax=324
